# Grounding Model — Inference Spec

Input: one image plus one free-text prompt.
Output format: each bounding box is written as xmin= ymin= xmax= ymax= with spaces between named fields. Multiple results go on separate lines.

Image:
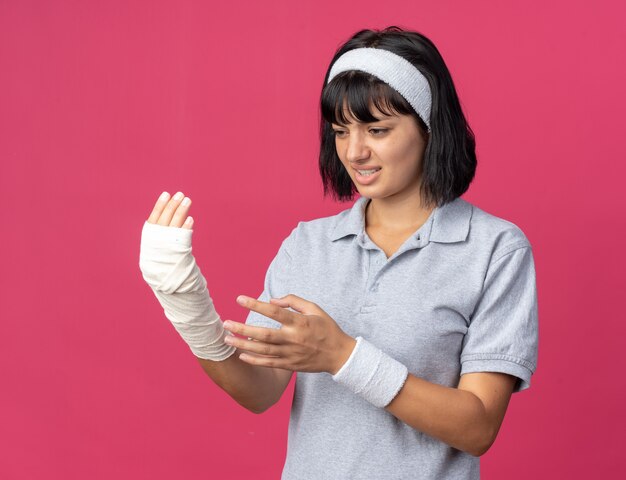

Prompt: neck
xmin=365 ymin=191 xmax=435 ymax=232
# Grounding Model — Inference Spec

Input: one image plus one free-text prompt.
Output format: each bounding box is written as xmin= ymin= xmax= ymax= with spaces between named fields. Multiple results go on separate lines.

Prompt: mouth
xmin=353 ymin=166 xmax=382 ymax=185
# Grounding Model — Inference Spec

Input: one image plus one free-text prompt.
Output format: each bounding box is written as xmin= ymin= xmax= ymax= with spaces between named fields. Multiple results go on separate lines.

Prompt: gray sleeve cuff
xmin=461 ymin=354 xmax=534 ymax=392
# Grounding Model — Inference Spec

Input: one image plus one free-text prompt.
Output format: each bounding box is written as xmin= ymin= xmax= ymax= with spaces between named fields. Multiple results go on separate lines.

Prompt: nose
xmin=344 ymin=130 xmax=371 ymax=164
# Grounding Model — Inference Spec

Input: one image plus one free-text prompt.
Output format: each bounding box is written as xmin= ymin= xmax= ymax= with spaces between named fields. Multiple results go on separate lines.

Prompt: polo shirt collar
xmin=329 ymin=195 xmax=473 ymax=245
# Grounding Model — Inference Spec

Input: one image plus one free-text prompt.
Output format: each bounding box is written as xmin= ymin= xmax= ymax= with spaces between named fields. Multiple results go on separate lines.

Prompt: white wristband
xmin=139 ymin=221 xmax=236 ymax=361
xmin=331 ymin=336 xmax=409 ymax=408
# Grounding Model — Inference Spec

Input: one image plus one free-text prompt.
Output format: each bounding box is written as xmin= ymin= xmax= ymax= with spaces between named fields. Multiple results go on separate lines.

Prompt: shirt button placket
xmin=361 ymin=251 xmax=382 ymax=313
xmin=370 ymin=252 xmax=385 ymax=293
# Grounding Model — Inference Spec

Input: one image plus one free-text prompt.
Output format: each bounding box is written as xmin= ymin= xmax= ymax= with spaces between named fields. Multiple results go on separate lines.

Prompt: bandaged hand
xmin=138 ymin=191 xmax=236 ymax=361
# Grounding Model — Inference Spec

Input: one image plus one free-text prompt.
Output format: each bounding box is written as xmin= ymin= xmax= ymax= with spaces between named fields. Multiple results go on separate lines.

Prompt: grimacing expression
xmin=332 ymin=104 xmax=428 ymax=200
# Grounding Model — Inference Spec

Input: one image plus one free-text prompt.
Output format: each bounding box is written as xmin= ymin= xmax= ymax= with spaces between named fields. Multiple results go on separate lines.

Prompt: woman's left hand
xmin=222 ymin=294 xmax=356 ymax=375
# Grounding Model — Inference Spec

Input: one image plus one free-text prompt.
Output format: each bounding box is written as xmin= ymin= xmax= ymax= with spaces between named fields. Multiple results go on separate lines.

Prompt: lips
xmin=354 ymin=167 xmax=382 ymax=185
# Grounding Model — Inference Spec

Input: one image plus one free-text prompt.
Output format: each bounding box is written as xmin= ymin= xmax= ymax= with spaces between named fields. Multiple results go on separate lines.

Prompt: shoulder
xmin=275 ymin=203 xmax=356 ymax=261
xmin=465 ymin=200 xmax=532 ymax=261
xmin=287 ymin=203 xmax=355 ymax=245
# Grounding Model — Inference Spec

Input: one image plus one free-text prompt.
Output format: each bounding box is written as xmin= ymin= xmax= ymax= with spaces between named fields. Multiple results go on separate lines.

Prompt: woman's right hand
xmin=147 ymin=191 xmax=194 ymax=229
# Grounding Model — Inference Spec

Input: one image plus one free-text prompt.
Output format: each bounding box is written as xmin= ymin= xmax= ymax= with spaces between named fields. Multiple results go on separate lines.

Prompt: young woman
xmin=140 ymin=26 xmax=538 ymax=479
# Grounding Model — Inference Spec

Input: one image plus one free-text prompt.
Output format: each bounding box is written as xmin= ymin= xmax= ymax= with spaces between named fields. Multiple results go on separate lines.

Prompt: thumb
xmin=270 ymin=294 xmax=319 ymax=315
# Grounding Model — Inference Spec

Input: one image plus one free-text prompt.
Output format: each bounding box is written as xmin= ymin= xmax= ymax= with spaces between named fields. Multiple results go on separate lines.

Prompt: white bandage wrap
xmin=139 ymin=221 xmax=236 ymax=361
xmin=327 ymin=47 xmax=432 ymax=131
xmin=332 ymin=336 xmax=409 ymax=408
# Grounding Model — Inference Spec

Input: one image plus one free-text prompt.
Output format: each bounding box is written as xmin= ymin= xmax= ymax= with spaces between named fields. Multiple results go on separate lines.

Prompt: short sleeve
xmin=460 ymin=244 xmax=539 ymax=393
xmin=244 ymin=226 xmax=297 ymax=330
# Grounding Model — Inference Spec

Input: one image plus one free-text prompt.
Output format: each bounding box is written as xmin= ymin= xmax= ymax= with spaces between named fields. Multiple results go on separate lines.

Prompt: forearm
xmin=195 ymin=349 xmax=289 ymax=414
xmin=332 ymin=336 xmax=506 ymax=457
xmin=139 ymin=220 xmax=289 ymax=413
xmin=384 ymin=374 xmax=494 ymax=456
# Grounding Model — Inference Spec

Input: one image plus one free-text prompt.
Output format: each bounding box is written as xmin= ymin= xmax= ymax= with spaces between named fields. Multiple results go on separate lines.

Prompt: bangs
xmin=321 ymin=71 xmax=415 ymax=126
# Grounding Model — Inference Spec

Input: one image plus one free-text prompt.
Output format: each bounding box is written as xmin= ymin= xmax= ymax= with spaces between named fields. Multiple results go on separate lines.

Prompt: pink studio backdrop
xmin=1 ymin=0 xmax=624 ymax=478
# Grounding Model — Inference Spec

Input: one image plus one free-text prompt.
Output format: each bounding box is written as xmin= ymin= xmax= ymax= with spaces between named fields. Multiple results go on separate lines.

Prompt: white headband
xmin=327 ymin=47 xmax=432 ymax=131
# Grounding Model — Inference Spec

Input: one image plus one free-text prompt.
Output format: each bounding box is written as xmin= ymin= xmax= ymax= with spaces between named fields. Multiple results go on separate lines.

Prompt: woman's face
xmin=332 ymin=103 xmax=428 ymax=202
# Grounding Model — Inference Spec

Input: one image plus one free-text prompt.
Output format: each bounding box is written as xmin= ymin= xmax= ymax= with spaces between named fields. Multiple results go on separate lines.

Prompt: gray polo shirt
xmin=245 ymin=195 xmax=538 ymax=480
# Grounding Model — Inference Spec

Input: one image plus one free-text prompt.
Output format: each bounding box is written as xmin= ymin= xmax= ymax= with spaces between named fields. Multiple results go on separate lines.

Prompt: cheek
xmin=336 ymin=146 xmax=351 ymax=172
xmin=398 ymin=143 xmax=425 ymax=172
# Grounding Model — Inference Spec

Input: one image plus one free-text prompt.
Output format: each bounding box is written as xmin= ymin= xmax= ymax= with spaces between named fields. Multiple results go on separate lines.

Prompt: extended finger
xmin=170 ymin=196 xmax=192 ymax=228
xmin=236 ymin=295 xmax=295 ymax=326
xmin=181 ymin=216 xmax=194 ymax=230
xmin=147 ymin=191 xmax=171 ymax=223
xmin=269 ymin=294 xmax=321 ymax=315
xmin=223 ymin=320 xmax=285 ymax=344
xmin=238 ymin=352 xmax=290 ymax=369
xmin=157 ymin=191 xmax=185 ymax=226
xmin=224 ymin=335 xmax=284 ymax=357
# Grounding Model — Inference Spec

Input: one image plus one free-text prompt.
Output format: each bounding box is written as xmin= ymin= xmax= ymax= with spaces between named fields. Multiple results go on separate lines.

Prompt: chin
xmin=355 ymin=188 xmax=385 ymax=199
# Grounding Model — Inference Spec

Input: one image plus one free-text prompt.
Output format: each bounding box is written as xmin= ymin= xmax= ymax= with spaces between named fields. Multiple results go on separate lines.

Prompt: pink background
xmin=1 ymin=0 xmax=624 ymax=478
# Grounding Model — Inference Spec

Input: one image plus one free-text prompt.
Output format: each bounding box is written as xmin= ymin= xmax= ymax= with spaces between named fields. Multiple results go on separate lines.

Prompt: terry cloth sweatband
xmin=332 ymin=336 xmax=409 ymax=408
xmin=139 ymin=221 xmax=236 ymax=361
xmin=326 ymin=47 xmax=432 ymax=131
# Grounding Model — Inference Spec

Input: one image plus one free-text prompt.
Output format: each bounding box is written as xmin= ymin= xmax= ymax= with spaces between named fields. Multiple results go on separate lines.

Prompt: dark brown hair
xmin=319 ymin=26 xmax=477 ymax=208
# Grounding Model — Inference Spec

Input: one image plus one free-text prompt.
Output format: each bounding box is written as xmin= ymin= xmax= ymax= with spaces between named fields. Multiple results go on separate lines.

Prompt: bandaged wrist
xmin=139 ymin=221 xmax=236 ymax=361
xmin=331 ymin=336 xmax=408 ymax=408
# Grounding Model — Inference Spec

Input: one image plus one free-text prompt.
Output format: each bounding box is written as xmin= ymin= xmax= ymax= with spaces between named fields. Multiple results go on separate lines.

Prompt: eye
xmin=332 ymin=129 xmax=347 ymax=138
xmin=370 ymin=128 xmax=388 ymax=136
